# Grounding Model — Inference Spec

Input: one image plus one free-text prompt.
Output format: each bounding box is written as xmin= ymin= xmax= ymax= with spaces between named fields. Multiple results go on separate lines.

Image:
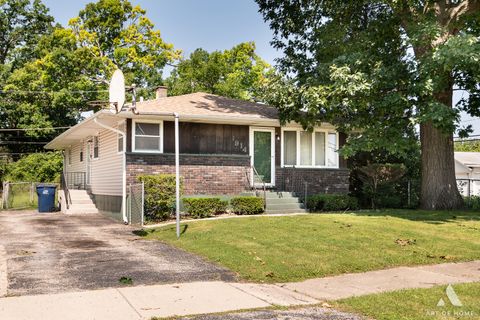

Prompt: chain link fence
xmin=126 ymin=183 xmax=144 ymax=226
xmin=1 ymin=182 xmax=37 ymax=210
xmin=456 ymin=179 xmax=480 ymax=197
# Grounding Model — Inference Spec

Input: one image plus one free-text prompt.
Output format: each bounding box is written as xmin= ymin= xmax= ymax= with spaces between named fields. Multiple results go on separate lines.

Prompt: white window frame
xmin=132 ymin=119 xmax=163 ymax=153
xmin=280 ymin=127 xmax=339 ymax=169
xmin=117 ymin=120 xmax=126 ymax=154
xmin=93 ymin=135 xmax=99 ymax=159
xmin=79 ymin=144 xmax=84 ymax=163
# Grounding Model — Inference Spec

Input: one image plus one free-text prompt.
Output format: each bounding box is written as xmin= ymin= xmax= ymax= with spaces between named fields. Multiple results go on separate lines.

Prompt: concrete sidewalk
xmin=0 ymin=260 xmax=479 ymax=320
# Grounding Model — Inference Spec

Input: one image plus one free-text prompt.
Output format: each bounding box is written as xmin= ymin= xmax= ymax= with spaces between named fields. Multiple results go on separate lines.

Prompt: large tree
xmin=166 ymin=42 xmax=271 ymax=100
xmin=1 ymin=0 xmax=179 ymax=154
xmin=256 ymin=0 xmax=480 ymax=209
xmin=0 ymin=0 xmax=53 ymax=69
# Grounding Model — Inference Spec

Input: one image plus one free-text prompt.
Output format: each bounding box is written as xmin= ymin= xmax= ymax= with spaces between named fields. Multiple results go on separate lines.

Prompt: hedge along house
xmin=45 ymin=87 xmax=349 ymax=221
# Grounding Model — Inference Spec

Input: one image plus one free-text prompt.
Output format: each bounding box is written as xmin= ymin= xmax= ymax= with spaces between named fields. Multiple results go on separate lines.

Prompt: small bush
xmin=231 ymin=196 xmax=264 ymax=215
xmin=138 ymin=174 xmax=183 ymax=221
xmin=307 ymin=194 xmax=358 ymax=212
xmin=183 ymin=197 xmax=228 ymax=218
xmin=465 ymin=196 xmax=480 ymax=210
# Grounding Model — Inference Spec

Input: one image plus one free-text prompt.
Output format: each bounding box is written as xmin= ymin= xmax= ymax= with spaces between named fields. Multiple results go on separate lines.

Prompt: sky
xmin=42 ymin=0 xmax=280 ymax=66
xmin=42 ymin=0 xmax=479 ymax=135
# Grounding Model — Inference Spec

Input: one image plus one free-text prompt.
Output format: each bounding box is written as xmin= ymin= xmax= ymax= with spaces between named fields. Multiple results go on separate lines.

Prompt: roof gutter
xmin=93 ymin=117 xmax=128 ymax=224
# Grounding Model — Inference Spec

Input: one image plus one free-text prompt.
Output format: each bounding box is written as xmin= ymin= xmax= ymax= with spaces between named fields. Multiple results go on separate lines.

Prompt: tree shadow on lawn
xmin=132 ymin=224 xmax=189 ymax=237
xmin=353 ymin=209 xmax=480 ymax=224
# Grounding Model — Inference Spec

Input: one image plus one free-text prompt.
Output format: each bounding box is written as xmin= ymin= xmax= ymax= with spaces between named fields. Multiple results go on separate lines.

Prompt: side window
xmin=93 ymin=136 xmax=99 ymax=158
xmin=134 ymin=122 xmax=162 ymax=152
xmin=118 ymin=121 xmax=125 ymax=153
xmin=67 ymin=149 xmax=72 ymax=165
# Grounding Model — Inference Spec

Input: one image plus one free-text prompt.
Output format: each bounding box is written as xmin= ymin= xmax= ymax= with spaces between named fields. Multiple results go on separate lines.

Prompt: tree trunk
xmin=419 ymin=88 xmax=463 ymax=210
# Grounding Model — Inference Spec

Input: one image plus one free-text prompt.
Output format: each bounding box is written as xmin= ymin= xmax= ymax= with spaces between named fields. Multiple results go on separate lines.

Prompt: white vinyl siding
xmin=64 ymin=126 xmax=123 ymax=196
xmin=66 ymin=143 xmax=84 ymax=172
xmin=89 ymin=128 xmax=123 ymax=196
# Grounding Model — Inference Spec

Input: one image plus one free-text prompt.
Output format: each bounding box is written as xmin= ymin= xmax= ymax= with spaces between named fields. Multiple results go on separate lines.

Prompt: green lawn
xmin=142 ymin=210 xmax=480 ymax=282
xmin=334 ymin=282 xmax=480 ymax=320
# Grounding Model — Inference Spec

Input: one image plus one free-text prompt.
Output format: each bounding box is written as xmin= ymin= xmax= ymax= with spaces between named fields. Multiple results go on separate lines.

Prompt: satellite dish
xmin=109 ymin=69 xmax=125 ymax=113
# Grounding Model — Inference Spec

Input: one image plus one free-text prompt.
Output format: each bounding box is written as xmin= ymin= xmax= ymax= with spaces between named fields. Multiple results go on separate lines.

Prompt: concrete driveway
xmin=0 ymin=211 xmax=235 ymax=296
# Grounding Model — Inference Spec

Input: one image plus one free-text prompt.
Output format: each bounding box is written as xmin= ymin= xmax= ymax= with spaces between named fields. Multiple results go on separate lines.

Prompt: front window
xmin=315 ymin=132 xmax=326 ymax=166
xmin=283 ymin=131 xmax=297 ymax=165
xmin=327 ymin=132 xmax=338 ymax=167
xmin=134 ymin=121 xmax=162 ymax=152
xmin=299 ymin=131 xmax=312 ymax=165
xmin=282 ymin=129 xmax=338 ymax=168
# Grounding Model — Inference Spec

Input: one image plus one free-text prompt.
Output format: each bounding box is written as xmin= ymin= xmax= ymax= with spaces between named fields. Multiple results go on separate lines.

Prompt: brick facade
xmin=275 ymin=167 xmax=350 ymax=197
xmin=126 ymin=153 xmax=251 ymax=195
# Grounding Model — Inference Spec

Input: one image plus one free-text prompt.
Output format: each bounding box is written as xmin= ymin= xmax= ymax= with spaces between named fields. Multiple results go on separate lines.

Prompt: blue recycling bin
xmin=36 ymin=185 xmax=57 ymax=212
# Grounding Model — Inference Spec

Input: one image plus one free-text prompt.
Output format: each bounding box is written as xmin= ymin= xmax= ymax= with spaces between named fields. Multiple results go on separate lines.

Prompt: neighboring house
xmin=454 ymin=152 xmax=480 ymax=197
xmin=46 ymin=87 xmax=349 ymax=220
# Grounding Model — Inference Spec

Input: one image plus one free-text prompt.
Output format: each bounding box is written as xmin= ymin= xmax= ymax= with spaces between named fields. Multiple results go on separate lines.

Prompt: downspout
xmin=93 ymin=117 xmax=128 ymax=224
xmin=130 ymin=109 xmax=181 ymax=238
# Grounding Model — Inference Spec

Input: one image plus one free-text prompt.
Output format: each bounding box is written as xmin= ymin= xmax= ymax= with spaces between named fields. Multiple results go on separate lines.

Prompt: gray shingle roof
xmin=134 ymin=92 xmax=279 ymax=120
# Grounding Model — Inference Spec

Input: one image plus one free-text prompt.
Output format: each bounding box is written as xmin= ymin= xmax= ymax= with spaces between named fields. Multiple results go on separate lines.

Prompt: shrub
xmin=465 ymin=196 xmax=480 ymax=210
xmin=307 ymin=194 xmax=358 ymax=212
xmin=5 ymin=152 xmax=63 ymax=183
xmin=230 ymin=196 xmax=264 ymax=215
xmin=138 ymin=174 xmax=183 ymax=221
xmin=183 ymin=197 xmax=228 ymax=218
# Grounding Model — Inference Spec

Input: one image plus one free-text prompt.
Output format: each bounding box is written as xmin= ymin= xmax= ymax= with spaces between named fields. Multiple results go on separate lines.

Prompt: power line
xmin=0 ymin=89 xmax=109 ymax=94
xmin=0 ymin=141 xmax=48 ymax=145
xmin=0 ymin=126 xmax=71 ymax=132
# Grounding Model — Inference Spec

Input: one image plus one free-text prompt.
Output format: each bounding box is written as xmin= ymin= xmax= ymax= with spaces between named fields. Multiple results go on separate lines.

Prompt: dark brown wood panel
xmin=164 ymin=122 xmax=249 ymax=155
xmin=126 ymin=119 xmax=132 ymax=152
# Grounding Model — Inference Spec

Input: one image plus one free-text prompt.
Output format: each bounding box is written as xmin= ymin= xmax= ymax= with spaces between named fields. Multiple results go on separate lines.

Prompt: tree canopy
xmin=256 ymin=0 xmax=480 ymax=209
xmin=0 ymin=0 xmax=180 ymax=155
xmin=165 ymin=42 xmax=271 ymax=100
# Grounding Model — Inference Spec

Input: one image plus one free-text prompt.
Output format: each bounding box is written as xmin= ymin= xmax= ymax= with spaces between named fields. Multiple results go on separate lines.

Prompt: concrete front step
xmin=266 ymin=209 xmax=307 ymax=214
xmin=71 ymin=199 xmax=96 ymax=205
xmin=265 ymin=198 xmax=301 ymax=205
xmin=263 ymin=192 xmax=297 ymax=199
xmin=66 ymin=189 xmax=98 ymax=214
xmin=66 ymin=207 xmax=99 ymax=214
xmin=267 ymin=203 xmax=304 ymax=210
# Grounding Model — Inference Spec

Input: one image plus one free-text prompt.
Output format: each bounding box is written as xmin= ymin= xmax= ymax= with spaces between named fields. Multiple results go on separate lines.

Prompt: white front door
xmin=250 ymin=128 xmax=275 ymax=187
xmin=86 ymin=142 xmax=91 ymax=186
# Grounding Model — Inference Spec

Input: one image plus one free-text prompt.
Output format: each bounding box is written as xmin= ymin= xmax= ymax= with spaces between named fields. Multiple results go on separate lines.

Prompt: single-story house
xmin=45 ymin=87 xmax=349 ymax=221
xmin=454 ymin=152 xmax=480 ymax=196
